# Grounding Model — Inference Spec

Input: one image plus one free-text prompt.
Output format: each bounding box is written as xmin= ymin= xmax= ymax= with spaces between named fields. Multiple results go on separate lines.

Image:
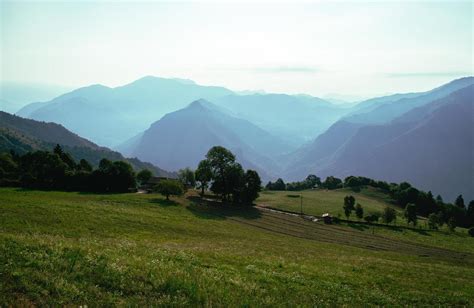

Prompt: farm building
xmin=322 ymin=213 xmax=332 ymax=224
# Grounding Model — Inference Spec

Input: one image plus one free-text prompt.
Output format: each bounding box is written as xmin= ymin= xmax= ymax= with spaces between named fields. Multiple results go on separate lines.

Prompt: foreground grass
xmin=1 ymin=188 xmax=473 ymax=306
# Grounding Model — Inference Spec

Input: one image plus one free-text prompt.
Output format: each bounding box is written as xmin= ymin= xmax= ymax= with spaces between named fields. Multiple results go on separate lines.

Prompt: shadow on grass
xmin=149 ymin=198 xmax=179 ymax=207
xmin=186 ymin=195 xmax=262 ymax=220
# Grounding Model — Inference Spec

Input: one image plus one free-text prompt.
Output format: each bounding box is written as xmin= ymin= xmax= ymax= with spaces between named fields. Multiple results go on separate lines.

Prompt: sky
xmin=1 ymin=0 xmax=472 ymax=99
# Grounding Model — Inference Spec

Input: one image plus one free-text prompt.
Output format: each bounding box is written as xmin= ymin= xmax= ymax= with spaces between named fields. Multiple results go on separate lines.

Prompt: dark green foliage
xmin=448 ymin=217 xmax=457 ymax=231
xmin=0 ymin=147 xmax=136 ymax=193
xmin=198 ymin=146 xmax=261 ymax=205
xmin=154 ymin=179 xmax=183 ymax=200
xmin=78 ymin=158 xmax=93 ymax=172
xmin=404 ymin=203 xmax=417 ymax=226
xmin=364 ymin=213 xmax=380 ymax=223
xmin=195 ymin=159 xmax=212 ymax=196
xmin=137 ymin=169 xmax=153 ymax=185
xmin=455 ymin=195 xmax=465 ymax=208
xmin=344 ymin=176 xmax=374 ymax=191
xmin=343 ymin=195 xmax=355 ymax=219
xmin=322 ymin=176 xmax=343 ymax=190
xmin=266 ymin=178 xmax=286 ymax=191
xmin=91 ymin=159 xmax=136 ymax=193
xmin=178 ymin=167 xmax=196 ymax=189
xmin=468 ymin=227 xmax=474 ymax=237
xmin=382 ymin=207 xmax=397 ymax=224
xmin=355 ymin=203 xmax=364 ymax=219
xmin=428 ymin=213 xmax=440 ymax=230
xmin=241 ymin=170 xmax=262 ymax=205
xmin=286 ymin=174 xmax=322 ymax=191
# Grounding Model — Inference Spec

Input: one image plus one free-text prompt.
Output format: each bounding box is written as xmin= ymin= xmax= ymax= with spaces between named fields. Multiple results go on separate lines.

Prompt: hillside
xmin=1 ymin=188 xmax=473 ymax=305
xmin=286 ymin=81 xmax=474 ymax=201
xmin=0 ymin=112 xmax=174 ymax=177
xmin=122 ymin=99 xmax=291 ymax=179
xmin=17 ymin=76 xmax=234 ymax=147
xmin=346 ymin=76 xmax=474 ymax=124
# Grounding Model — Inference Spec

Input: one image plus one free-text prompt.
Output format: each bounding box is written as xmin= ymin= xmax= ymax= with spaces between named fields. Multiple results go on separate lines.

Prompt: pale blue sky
xmin=1 ymin=1 xmax=472 ymax=98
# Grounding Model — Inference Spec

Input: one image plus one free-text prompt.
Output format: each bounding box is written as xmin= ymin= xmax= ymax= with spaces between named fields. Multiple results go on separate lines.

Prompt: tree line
xmin=147 ymin=146 xmax=262 ymax=205
xmin=266 ymin=174 xmax=473 ymax=229
xmin=0 ymin=145 xmax=262 ymax=206
xmin=0 ymin=145 xmax=136 ymax=193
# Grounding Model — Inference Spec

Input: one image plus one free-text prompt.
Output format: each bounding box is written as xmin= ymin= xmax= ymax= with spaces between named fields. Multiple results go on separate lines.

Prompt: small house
xmin=322 ymin=213 xmax=332 ymax=224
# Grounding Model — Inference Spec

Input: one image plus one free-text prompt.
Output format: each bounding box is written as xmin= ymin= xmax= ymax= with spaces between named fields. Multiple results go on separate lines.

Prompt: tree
xmin=226 ymin=163 xmax=245 ymax=203
xmin=137 ymin=169 xmax=152 ymax=185
xmin=242 ymin=170 xmax=262 ymax=205
xmin=78 ymin=159 xmax=93 ymax=172
xmin=91 ymin=159 xmax=136 ymax=192
xmin=205 ymin=146 xmax=236 ymax=200
xmin=447 ymin=217 xmax=456 ymax=231
xmin=455 ymin=195 xmax=465 ymax=209
xmin=267 ymin=178 xmax=286 ymax=191
xmin=404 ymin=203 xmax=417 ymax=226
xmin=436 ymin=194 xmax=444 ymax=204
xmin=195 ymin=159 xmax=212 ymax=196
xmin=364 ymin=213 xmax=380 ymax=223
xmin=428 ymin=213 xmax=439 ymax=230
xmin=323 ymin=176 xmax=343 ymax=190
xmin=343 ymin=195 xmax=355 ymax=219
xmin=53 ymin=144 xmax=76 ymax=169
xmin=155 ymin=179 xmax=183 ymax=200
xmin=355 ymin=203 xmax=364 ymax=219
xmin=382 ymin=207 xmax=397 ymax=224
xmin=178 ymin=167 xmax=196 ymax=189
xmin=305 ymin=174 xmax=321 ymax=188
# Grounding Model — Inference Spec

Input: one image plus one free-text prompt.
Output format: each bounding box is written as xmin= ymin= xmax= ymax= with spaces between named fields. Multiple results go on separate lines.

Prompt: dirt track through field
xmin=194 ymin=202 xmax=472 ymax=264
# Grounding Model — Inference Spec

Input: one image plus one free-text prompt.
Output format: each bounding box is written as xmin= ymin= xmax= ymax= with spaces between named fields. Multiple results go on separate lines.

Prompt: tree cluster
xmin=342 ymin=176 xmax=473 ymax=229
xmin=196 ymin=146 xmax=262 ymax=205
xmin=265 ymin=175 xmax=321 ymax=191
xmin=0 ymin=145 xmax=137 ymax=193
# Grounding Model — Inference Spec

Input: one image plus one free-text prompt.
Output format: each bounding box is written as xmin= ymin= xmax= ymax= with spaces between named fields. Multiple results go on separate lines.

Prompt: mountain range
xmin=119 ymin=99 xmax=290 ymax=181
xmin=5 ymin=75 xmax=474 ymax=201
xmin=16 ymin=76 xmax=234 ymax=147
xmin=285 ymin=80 xmax=474 ymax=201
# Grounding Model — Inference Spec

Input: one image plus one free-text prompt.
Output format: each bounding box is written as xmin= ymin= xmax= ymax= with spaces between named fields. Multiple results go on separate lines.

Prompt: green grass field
xmin=1 ymin=188 xmax=473 ymax=306
xmin=257 ymin=187 xmax=400 ymax=217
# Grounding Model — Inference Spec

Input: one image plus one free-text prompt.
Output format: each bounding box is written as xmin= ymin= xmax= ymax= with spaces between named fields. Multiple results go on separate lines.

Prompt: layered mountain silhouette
xmin=17 ymin=76 xmax=233 ymax=147
xmin=214 ymin=93 xmax=349 ymax=146
xmin=8 ymin=75 xmax=474 ymax=201
xmin=0 ymin=111 xmax=173 ymax=177
xmin=119 ymin=99 xmax=292 ymax=180
xmin=286 ymin=82 xmax=474 ymax=201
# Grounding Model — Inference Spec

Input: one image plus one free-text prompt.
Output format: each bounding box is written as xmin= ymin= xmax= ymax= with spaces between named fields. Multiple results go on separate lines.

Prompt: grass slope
xmin=1 ymin=188 xmax=473 ymax=306
xmin=258 ymin=187 xmax=398 ymax=217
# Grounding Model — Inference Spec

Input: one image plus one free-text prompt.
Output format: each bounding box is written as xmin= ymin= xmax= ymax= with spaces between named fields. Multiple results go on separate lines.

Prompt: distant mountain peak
xmin=187 ymin=99 xmax=210 ymax=109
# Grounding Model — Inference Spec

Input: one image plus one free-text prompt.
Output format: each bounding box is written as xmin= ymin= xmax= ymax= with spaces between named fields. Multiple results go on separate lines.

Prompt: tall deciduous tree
xmin=343 ymin=195 xmax=355 ymax=219
xmin=404 ymin=203 xmax=417 ymax=226
xmin=195 ymin=159 xmax=212 ymax=196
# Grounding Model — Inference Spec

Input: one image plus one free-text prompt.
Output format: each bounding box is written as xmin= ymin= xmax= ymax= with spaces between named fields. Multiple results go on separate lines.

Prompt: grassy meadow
xmin=1 ymin=187 xmax=473 ymax=306
xmin=257 ymin=187 xmax=399 ymax=217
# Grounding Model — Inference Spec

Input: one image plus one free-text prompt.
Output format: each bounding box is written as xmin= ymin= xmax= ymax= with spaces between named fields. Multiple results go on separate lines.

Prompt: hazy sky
xmin=1 ymin=1 xmax=472 ymax=98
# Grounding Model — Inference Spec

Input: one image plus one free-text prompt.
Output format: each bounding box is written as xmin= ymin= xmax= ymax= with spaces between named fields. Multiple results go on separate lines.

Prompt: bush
xmin=154 ymin=179 xmax=184 ymax=200
xmin=468 ymin=227 xmax=474 ymax=237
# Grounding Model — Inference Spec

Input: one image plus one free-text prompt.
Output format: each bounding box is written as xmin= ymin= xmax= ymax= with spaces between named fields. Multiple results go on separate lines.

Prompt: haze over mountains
xmin=16 ymin=76 xmax=234 ymax=147
xmin=5 ymin=75 xmax=474 ymax=201
xmin=119 ymin=99 xmax=290 ymax=180
xmin=285 ymin=79 xmax=474 ymax=201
